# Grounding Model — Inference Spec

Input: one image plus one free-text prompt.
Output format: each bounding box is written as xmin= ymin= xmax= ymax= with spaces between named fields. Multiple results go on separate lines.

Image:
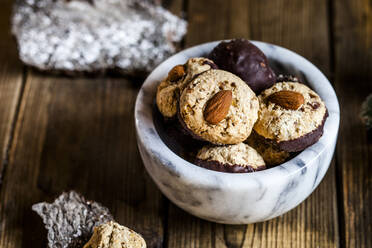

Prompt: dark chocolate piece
xmin=208 ymin=39 xmax=276 ymax=94
xmin=194 ymin=159 xmax=266 ymax=173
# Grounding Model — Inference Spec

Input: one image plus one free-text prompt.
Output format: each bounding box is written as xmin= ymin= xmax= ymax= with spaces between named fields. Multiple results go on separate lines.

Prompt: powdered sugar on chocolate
xmin=12 ymin=0 xmax=187 ymax=75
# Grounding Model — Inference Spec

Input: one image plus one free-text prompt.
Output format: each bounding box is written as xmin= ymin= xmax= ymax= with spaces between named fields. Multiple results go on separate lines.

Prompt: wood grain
xmin=0 ymin=0 xmax=370 ymax=247
xmin=165 ymin=0 xmax=339 ymax=247
xmin=0 ymin=75 xmax=164 ymax=248
xmin=0 ymin=0 xmax=24 ymax=178
xmin=333 ymin=0 xmax=372 ymax=247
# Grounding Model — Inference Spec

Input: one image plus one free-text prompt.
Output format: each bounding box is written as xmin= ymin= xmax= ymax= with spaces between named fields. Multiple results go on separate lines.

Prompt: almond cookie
xmin=156 ymin=57 xmax=217 ymax=118
xmin=195 ymin=143 xmax=266 ymax=173
xmin=83 ymin=221 xmax=146 ymax=248
xmin=179 ymin=69 xmax=259 ymax=145
xmin=245 ymin=131 xmax=290 ymax=166
xmin=254 ymin=82 xmax=328 ymax=152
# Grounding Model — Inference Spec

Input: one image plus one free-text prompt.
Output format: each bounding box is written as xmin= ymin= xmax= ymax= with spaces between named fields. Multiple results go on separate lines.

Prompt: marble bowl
xmin=135 ymin=41 xmax=340 ymax=224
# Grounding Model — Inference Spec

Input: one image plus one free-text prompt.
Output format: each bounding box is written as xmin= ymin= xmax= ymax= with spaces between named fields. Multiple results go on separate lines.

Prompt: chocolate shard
xmin=32 ymin=191 xmax=113 ymax=248
xmin=12 ymin=0 xmax=187 ymax=76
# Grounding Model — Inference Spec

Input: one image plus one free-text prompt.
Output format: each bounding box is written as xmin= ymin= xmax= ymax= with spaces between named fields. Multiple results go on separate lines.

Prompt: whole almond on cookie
xmin=167 ymin=64 xmax=185 ymax=82
xmin=267 ymin=90 xmax=304 ymax=110
xmin=204 ymin=90 xmax=233 ymax=124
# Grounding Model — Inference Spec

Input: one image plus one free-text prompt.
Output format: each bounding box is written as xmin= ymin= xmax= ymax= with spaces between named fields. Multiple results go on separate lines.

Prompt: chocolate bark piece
xmin=208 ymin=39 xmax=276 ymax=94
xmin=32 ymin=191 xmax=113 ymax=248
xmin=12 ymin=0 xmax=187 ymax=76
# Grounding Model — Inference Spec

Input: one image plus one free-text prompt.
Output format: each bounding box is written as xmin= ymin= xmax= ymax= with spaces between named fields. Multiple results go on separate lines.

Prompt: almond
xmin=204 ymin=90 xmax=233 ymax=124
xmin=166 ymin=64 xmax=185 ymax=82
xmin=267 ymin=90 xmax=304 ymax=110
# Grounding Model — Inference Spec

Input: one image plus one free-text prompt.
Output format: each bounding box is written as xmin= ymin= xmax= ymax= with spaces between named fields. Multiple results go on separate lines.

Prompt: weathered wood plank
xmin=166 ymin=0 xmax=339 ymax=247
xmin=249 ymin=0 xmax=331 ymax=76
xmin=0 ymin=0 xmax=24 ymax=178
xmin=334 ymin=0 xmax=372 ymax=247
xmin=162 ymin=0 xmax=184 ymax=17
xmin=0 ymin=74 xmax=165 ymax=248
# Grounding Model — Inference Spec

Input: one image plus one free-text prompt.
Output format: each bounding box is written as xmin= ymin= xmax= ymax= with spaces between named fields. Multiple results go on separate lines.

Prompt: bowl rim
xmin=135 ymin=40 xmax=340 ymax=186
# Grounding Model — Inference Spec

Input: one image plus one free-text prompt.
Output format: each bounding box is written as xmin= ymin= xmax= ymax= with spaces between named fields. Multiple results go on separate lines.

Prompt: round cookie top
xmin=179 ymin=69 xmax=259 ymax=145
xmin=196 ymin=143 xmax=266 ymax=172
xmin=156 ymin=57 xmax=216 ymax=118
xmin=254 ymin=82 xmax=327 ymax=142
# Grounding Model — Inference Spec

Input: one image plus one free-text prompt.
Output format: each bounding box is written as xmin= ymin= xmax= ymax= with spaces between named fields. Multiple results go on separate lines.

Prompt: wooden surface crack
xmin=0 ymin=67 xmax=27 ymax=186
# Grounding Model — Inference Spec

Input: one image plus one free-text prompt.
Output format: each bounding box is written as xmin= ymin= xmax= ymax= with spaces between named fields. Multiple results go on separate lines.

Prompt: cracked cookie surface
xmin=179 ymin=69 xmax=259 ymax=145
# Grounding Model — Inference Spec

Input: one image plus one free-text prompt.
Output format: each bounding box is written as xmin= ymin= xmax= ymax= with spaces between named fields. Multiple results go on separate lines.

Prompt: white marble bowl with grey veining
xmin=135 ymin=41 xmax=340 ymax=224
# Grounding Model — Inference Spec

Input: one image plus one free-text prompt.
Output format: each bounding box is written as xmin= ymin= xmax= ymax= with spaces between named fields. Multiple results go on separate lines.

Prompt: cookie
xmin=254 ymin=82 xmax=328 ymax=152
xmin=179 ymin=69 xmax=259 ymax=145
xmin=156 ymin=81 xmax=180 ymax=118
xmin=208 ymin=39 xmax=276 ymax=94
xmin=195 ymin=143 xmax=266 ymax=173
xmin=156 ymin=57 xmax=217 ymax=118
xmin=180 ymin=57 xmax=218 ymax=91
xmin=83 ymin=221 xmax=146 ymax=248
xmin=245 ymin=131 xmax=290 ymax=166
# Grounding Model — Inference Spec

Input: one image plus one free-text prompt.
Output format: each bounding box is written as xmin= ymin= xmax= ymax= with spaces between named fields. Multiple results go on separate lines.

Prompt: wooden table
xmin=0 ymin=0 xmax=371 ymax=247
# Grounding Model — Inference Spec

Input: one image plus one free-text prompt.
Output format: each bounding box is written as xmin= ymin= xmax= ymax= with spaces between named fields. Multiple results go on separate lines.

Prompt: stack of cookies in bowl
xmin=155 ymin=39 xmax=328 ymax=173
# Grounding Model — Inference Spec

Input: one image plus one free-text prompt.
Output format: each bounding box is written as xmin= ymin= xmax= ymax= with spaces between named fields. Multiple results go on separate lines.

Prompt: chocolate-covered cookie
xmin=179 ymin=69 xmax=259 ymax=145
xmin=254 ymin=82 xmax=328 ymax=152
xmin=245 ymin=131 xmax=290 ymax=166
xmin=208 ymin=39 xmax=276 ymax=94
xmin=195 ymin=143 xmax=266 ymax=173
